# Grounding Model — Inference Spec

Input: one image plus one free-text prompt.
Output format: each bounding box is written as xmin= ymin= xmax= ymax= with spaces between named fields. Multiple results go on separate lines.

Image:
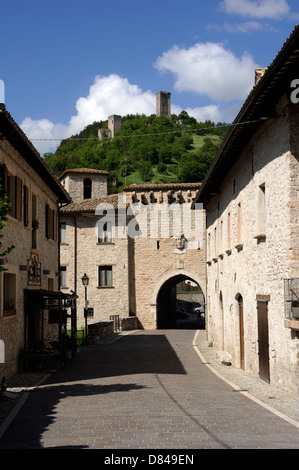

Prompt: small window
xmin=98 ymin=221 xmax=112 ymax=243
xmin=98 ymin=266 xmax=112 ymax=287
xmin=84 ymin=178 xmax=92 ymax=199
xmin=3 ymin=273 xmax=16 ymax=316
xmin=60 ymin=222 xmax=67 ymax=243
xmin=45 ymin=204 xmax=57 ymax=241
xmin=24 ymin=185 xmax=29 ymax=226
xmin=258 ymin=183 xmax=266 ymax=235
xmin=237 ymin=201 xmax=243 ymax=245
xmin=227 ymin=211 xmax=232 ymax=251
xmin=60 ymin=266 xmax=67 ymax=287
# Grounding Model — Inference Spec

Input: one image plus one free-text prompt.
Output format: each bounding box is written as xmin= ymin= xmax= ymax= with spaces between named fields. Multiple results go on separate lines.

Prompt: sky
xmin=1 ymin=0 xmax=299 ymax=154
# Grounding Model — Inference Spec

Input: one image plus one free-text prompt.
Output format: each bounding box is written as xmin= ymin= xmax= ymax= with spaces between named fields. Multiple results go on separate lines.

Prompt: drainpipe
xmin=73 ymin=215 xmax=77 ymax=294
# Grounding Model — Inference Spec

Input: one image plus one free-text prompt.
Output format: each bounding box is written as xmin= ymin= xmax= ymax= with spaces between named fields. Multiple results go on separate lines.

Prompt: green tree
xmin=0 ymin=185 xmax=15 ymax=271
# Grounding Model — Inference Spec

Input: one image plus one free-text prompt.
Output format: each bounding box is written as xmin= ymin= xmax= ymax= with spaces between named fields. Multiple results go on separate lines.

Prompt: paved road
xmin=1 ymin=329 xmax=299 ymax=450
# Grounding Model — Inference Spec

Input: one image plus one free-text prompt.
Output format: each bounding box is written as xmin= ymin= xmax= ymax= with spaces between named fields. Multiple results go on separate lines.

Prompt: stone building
xmin=98 ymin=115 xmax=122 ymax=140
xmin=98 ymin=91 xmax=171 ymax=142
xmin=123 ymin=183 xmax=205 ymax=329
xmin=59 ymin=171 xmax=206 ymax=331
xmin=0 ymin=105 xmax=72 ymax=377
xmin=193 ymin=25 xmax=299 ymax=392
xmin=156 ymin=91 xmax=171 ymax=118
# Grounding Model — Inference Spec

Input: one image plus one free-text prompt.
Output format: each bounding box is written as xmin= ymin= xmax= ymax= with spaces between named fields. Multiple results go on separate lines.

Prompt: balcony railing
xmin=284 ymin=278 xmax=299 ymax=320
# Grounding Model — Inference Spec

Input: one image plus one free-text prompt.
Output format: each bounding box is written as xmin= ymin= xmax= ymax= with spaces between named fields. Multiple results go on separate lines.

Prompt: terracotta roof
xmin=193 ymin=25 xmax=299 ymax=205
xmin=124 ymin=183 xmax=202 ymax=191
xmin=60 ymin=194 xmax=127 ymax=214
xmin=0 ymin=105 xmax=70 ymax=203
xmin=59 ymin=168 xmax=109 ymax=179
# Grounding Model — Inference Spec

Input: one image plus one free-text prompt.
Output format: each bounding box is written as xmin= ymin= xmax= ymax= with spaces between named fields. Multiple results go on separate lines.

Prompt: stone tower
xmin=156 ymin=91 xmax=171 ymax=118
xmin=98 ymin=115 xmax=122 ymax=141
xmin=108 ymin=115 xmax=122 ymax=138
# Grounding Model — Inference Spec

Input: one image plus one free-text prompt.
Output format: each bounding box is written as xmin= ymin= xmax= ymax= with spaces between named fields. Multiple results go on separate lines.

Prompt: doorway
xmin=237 ymin=294 xmax=245 ymax=370
xmin=257 ymin=300 xmax=270 ymax=383
xmin=156 ymin=274 xmax=205 ymax=329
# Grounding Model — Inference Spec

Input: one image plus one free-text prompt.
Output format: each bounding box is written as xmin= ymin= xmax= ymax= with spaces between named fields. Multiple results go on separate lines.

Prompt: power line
xmin=29 ymin=117 xmax=268 ymax=143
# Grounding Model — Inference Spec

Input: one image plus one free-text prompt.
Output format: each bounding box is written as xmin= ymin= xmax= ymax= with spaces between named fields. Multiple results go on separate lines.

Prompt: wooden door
xmin=257 ymin=301 xmax=270 ymax=383
xmin=238 ymin=298 xmax=245 ymax=370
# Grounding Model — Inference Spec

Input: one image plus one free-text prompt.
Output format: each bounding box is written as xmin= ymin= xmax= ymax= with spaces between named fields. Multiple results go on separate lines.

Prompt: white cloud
xmin=21 ymin=117 xmax=69 ymax=155
xmin=68 ymin=74 xmax=156 ymax=133
xmin=220 ymin=0 xmax=290 ymax=19
xmin=223 ymin=21 xmax=263 ymax=32
xmin=154 ymin=42 xmax=257 ymax=101
xmin=21 ymin=66 xmax=248 ymax=155
xmin=186 ymin=105 xmax=222 ymax=123
xmin=21 ymin=74 xmax=156 ymax=154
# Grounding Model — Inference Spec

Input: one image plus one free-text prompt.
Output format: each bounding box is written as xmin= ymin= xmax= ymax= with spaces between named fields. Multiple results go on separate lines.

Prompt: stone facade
xmin=60 ymin=168 xmax=109 ymax=200
xmin=98 ymin=115 xmax=122 ymax=140
xmin=193 ymin=25 xmax=299 ymax=392
xmin=0 ymin=106 xmax=70 ymax=377
xmin=124 ymin=184 xmax=206 ymax=329
xmin=60 ymin=176 xmax=206 ymax=331
xmin=156 ymin=91 xmax=171 ymax=118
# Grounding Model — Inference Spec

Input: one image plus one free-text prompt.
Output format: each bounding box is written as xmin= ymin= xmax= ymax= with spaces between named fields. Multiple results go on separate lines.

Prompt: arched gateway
xmin=60 ymin=172 xmax=206 ymax=332
xmin=151 ymin=271 xmax=206 ymax=329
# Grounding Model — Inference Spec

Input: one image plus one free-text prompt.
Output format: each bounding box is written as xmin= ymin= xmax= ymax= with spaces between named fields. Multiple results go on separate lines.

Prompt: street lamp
xmin=81 ymin=273 xmax=89 ymax=344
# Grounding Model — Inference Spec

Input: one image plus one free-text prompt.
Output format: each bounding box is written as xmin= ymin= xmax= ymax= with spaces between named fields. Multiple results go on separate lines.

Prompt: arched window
xmin=83 ymin=178 xmax=92 ymax=199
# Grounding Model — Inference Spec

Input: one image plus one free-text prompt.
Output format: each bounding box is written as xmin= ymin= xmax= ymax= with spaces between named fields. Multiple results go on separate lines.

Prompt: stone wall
xmin=88 ymin=321 xmax=114 ymax=345
xmin=205 ymin=95 xmax=299 ymax=391
xmin=60 ymin=213 xmax=131 ymax=330
xmin=60 ymin=182 xmax=207 ymax=331
xmin=60 ymin=170 xmax=108 ymax=201
xmin=124 ymin=184 xmax=206 ymax=329
xmin=0 ymin=139 xmax=61 ymax=377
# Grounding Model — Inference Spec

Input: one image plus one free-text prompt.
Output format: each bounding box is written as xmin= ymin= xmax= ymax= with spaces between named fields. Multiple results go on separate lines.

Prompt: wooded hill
xmin=44 ymin=111 xmax=228 ymax=193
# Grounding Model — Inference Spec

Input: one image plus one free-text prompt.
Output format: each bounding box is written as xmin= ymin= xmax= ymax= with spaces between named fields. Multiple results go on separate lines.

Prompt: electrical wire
xmin=28 ymin=117 xmax=268 ymax=144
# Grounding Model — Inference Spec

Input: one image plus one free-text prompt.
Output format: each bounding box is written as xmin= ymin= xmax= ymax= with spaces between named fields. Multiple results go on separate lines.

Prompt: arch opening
xmin=156 ymin=274 xmax=205 ymax=329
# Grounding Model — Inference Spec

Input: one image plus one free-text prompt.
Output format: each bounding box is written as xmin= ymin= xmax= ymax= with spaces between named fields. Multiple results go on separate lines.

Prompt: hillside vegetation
xmin=44 ymin=111 xmax=228 ymax=193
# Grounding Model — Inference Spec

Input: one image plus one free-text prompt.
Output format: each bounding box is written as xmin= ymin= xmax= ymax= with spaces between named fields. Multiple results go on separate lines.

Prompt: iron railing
xmin=110 ymin=315 xmax=120 ymax=332
xmin=284 ymin=278 xmax=299 ymax=320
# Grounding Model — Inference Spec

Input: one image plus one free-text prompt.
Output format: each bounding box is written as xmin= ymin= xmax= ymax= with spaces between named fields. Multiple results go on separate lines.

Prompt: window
xmin=98 ymin=221 xmax=112 ymax=243
xmin=227 ymin=211 xmax=232 ymax=252
xmin=257 ymin=183 xmax=266 ymax=236
xmin=98 ymin=266 xmax=113 ymax=287
xmin=3 ymin=273 xmax=16 ymax=316
xmin=5 ymin=172 xmax=22 ymax=220
xmin=60 ymin=266 xmax=67 ymax=287
xmin=32 ymin=193 xmax=37 ymax=249
xmin=24 ymin=185 xmax=29 ymax=226
xmin=45 ymin=204 xmax=57 ymax=241
xmin=60 ymin=222 xmax=67 ymax=243
xmin=207 ymin=232 xmax=211 ymax=262
xmin=236 ymin=201 xmax=243 ymax=248
xmin=213 ymin=226 xmax=217 ymax=259
xmin=219 ymin=220 xmax=223 ymax=256
xmin=83 ymin=178 xmax=92 ymax=199
xmin=48 ymin=278 xmax=54 ymax=291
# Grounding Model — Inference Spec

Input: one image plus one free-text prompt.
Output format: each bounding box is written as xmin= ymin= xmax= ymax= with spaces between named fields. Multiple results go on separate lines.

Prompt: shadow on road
xmin=0 ymin=332 xmax=188 ymax=449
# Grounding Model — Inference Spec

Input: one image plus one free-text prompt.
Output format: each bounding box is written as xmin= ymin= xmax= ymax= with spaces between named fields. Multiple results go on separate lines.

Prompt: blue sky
xmin=1 ymin=0 xmax=299 ymax=154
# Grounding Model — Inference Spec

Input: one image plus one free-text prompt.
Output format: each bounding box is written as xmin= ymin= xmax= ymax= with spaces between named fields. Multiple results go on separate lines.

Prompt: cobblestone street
xmin=0 ymin=329 xmax=299 ymax=450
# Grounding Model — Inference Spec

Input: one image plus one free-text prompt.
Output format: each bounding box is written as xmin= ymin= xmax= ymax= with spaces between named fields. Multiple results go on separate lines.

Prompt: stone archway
xmin=152 ymin=271 xmax=206 ymax=329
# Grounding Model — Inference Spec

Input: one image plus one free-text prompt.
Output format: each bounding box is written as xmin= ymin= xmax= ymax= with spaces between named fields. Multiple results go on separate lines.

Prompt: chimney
xmin=255 ymin=68 xmax=267 ymax=85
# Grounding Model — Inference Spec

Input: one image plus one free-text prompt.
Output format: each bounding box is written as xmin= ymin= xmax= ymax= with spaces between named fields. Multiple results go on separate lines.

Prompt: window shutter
xmin=53 ymin=209 xmax=57 ymax=242
xmin=0 ymin=164 xmax=8 ymax=196
xmin=15 ymin=176 xmax=22 ymax=220
xmin=45 ymin=204 xmax=50 ymax=238
xmin=24 ymin=185 xmax=29 ymax=226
